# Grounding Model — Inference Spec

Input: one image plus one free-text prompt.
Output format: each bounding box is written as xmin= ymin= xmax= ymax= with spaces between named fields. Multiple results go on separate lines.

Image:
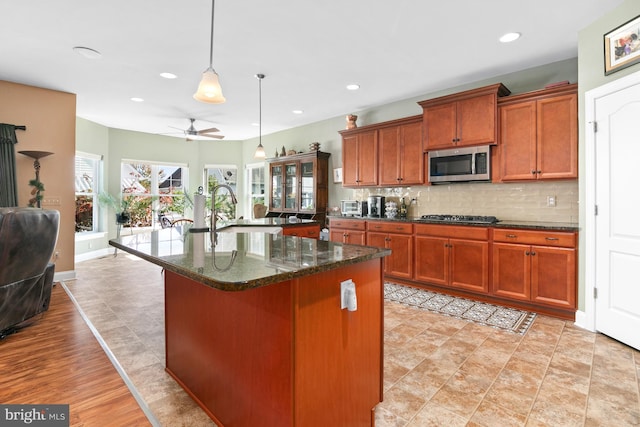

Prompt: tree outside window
xmin=121 ymin=161 xmax=189 ymax=228
xmin=205 ymin=165 xmax=237 ymax=221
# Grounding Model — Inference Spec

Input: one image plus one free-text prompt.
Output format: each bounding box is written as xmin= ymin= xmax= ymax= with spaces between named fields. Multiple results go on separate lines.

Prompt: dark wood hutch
xmin=266 ymin=150 xmax=330 ymax=226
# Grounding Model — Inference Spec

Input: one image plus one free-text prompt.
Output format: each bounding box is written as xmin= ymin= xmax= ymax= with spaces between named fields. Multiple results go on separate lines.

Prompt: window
xmin=75 ymin=152 xmax=101 ymax=233
xmin=121 ymin=160 xmax=189 ymax=228
xmin=245 ymin=163 xmax=265 ymax=218
xmin=204 ymin=165 xmax=237 ymax=221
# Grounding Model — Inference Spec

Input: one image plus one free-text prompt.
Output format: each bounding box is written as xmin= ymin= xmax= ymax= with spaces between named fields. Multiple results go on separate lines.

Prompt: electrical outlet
xmin=547 ymin=195 xmax=557 ymax=207
xmin=42 ymin=197 xmax=61 ymax=206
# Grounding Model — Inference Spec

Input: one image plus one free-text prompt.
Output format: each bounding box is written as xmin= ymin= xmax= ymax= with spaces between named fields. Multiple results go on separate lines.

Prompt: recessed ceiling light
xmin=160 ymin=72 xmax=177 ymax=79
xmin=292 ymin=110 xmax=304 ymax=115
xmin=72 ymin=46 xmax=102 ymax=59
xmin=346 ymin=84 xmax=360 ymax=91
xmin=499 ymin=32 xmax=521 ymax=43
xmin=251 ymin=122 xmax=259 ymax=127
xmin=130 ymin=97 xmax=144 ymax=102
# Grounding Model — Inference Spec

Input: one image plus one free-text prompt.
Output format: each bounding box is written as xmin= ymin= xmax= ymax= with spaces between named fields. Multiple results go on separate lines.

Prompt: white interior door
xmin=593 ymin=80 xmax=640 ymax=351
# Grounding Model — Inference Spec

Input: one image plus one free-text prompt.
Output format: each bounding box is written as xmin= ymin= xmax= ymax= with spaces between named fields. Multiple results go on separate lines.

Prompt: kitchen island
xmin=110 ymin=225 xmax=390 ymax=427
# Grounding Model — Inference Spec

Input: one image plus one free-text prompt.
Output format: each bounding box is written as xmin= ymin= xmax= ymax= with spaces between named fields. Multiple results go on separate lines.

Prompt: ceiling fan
xmin=169 ymin=118 xmax=224 ymax=140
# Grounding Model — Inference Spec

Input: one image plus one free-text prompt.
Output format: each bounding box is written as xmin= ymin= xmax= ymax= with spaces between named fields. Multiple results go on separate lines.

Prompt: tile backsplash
xmin=353 ymin=180 xmax=578 ymax=223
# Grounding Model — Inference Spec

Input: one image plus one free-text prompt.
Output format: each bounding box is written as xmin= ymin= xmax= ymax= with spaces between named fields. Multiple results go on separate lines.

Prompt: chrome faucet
xmin=210 ymin=184 xmax=238 ymax=238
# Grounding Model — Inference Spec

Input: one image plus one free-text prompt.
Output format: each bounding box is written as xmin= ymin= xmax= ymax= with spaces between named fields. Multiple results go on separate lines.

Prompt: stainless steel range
xmin=420 ymin=214 xmax=498 ymax=224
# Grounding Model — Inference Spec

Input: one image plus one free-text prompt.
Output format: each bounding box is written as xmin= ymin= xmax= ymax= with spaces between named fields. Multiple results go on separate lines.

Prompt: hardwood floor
xmin=0 ymin=284 xmax=152 ymax=427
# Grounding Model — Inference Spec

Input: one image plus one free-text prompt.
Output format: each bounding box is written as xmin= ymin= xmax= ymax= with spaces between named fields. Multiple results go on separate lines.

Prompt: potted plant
xmin=98 ymin=192 xmax=132 ymax=224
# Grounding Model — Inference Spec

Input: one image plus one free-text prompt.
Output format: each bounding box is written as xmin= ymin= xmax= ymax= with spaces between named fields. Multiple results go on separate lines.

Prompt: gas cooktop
xmin=419 ymin=214 xmax=499 ymax=224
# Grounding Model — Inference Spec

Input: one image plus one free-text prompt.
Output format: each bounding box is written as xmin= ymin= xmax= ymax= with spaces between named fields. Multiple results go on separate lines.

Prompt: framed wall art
xmin=604 ymin=14 xmax=640 ymax=75
xmin=333 ymin=167 xmax=343 ymax=183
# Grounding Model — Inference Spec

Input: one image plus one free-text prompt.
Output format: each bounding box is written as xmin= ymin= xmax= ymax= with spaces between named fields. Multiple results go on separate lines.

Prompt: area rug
xmin=384 ymin=282 xmax=536 ymax=334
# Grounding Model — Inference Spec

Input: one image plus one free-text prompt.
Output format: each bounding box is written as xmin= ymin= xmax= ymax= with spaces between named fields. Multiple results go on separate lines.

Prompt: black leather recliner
xmin=0 ymin=207 xmax=60 ymax=338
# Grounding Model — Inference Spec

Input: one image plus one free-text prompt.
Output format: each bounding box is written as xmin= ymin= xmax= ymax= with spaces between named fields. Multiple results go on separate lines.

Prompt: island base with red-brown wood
xmin=164 ymin=258 xmax=384 ymax=427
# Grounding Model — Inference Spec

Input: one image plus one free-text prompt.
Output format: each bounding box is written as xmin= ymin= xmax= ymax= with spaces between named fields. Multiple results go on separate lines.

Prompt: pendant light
xmin=194 ymin=0 xmax=226 ymax=104
xmin=254 ymin=73 xmax=266 ymax=158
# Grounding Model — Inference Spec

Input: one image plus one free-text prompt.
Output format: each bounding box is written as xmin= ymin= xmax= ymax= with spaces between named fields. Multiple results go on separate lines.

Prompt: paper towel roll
xmin=193 ymin=193 xmax=206 ymax=229
xmin=193 ymin=232 xmax=204 ymax=269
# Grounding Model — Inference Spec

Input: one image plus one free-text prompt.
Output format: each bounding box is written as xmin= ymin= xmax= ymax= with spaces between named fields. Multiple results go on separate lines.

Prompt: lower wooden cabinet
xmin=366 ymin=221 xmax=413 ymax=279
xmin=328 ymin=218 xmax=578 ymax=319
xmin=492 ymin=229 xmax=576 ymax=310
xmin=414 ymin=224 xmax=489 ymax=293
xmin=282 ymin=224 xmax=320 ymax=238
xmin=328 ymin=218 xmax=366 ymax=245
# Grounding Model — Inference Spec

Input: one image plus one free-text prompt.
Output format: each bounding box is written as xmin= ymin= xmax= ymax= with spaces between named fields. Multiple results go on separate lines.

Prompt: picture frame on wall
xmin=333 ymin=168 xmax=342 ymax=183
xmin=604 ymin=14 xmax=640 ymax=75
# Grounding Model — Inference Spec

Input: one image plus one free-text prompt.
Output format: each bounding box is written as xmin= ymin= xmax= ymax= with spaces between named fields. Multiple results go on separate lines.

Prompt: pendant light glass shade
xmin=254 ymin=142 xmax=266 ymax=158
xmin=194 ymin=0 xmax=225 ymax=104
xmin=254 ymin=74 xmax=266 ymax=158
xmin=194 ymin=67 xmax=226 ymax=103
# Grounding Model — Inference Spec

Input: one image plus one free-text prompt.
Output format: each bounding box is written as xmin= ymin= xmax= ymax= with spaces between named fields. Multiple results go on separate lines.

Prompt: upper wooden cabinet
xmin=377 ymin=116 xmax=423 ymax=186
xmin=340 ymin=116 xmax=423 ymax=187
xmin=497 ymin=84 xmax=578 ymax=181
xmin=267 ymin=151 xmax=330 ymax=221
xmin=418 ymin=83 xmax=510 ymax=150
xmin=341 ymin=129 xmax=378 ymax=186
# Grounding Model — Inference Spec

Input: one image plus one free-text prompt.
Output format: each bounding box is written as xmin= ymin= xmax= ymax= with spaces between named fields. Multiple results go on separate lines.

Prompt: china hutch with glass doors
xmin=267 ymin=150 xmax=330 ymax=226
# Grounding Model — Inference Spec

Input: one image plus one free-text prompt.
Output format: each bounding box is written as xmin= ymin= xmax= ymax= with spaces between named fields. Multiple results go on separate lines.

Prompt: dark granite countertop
xmin=329 ymin=215 xmax=579 ymax=232
xmin=109 ymin=228 xmax=390 ymax=292
xmin=218 ymin=218 xmax=319 ymax=228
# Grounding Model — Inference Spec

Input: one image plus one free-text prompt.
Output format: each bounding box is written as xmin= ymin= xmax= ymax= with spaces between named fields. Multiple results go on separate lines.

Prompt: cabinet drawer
xmin=367 ymin=221 xmax=413 ymax=234
xmin=414 ymin=224 xmax=489 ymax=240
xmin=283 ymin=225 xmax=320 ymax=238
xmin=329 ymin=219 xmax=366 ymax=231
xmin=492 ymin=228 xmax=576 ymax=247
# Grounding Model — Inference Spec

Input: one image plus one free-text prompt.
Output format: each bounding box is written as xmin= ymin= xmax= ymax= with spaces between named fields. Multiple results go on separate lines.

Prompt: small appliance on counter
xmin=340 ymin=200 xmax=367 ymax=217
xmin=367 ymin=195 xmax=386 ymax=218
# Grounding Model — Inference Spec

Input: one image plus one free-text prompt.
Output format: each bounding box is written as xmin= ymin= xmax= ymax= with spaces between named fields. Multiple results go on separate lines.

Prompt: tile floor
xmin=68 ymin=254 xmax=640 ymax=426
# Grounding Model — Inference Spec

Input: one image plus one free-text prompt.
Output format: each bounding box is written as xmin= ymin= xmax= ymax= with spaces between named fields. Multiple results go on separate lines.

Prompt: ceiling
xmin=0 ymin=0 xmax=623 ymax=141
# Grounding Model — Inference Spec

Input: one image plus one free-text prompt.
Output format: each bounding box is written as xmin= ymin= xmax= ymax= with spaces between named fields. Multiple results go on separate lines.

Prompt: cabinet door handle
xmin=545 ymin=237 xmax=559 ymax=241
xmin=506 ymin=234 xmax=517 ymax=238
xmin=531 ymin=170 xmax=537 ymax=175
xmin=537 ymin=170 xmax=542 ymax=174
xmin=531 ymin=251 xmax=536 ymax=256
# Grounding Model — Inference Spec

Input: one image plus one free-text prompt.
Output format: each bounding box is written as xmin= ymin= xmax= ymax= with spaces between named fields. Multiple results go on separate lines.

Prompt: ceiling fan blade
xmin=198 ymin=127 xmax=220 ymax=134
xmin=168 ymin=125 xmax=186 ymax=132
xmin=203 ymin=134 xmax=225 ymax=139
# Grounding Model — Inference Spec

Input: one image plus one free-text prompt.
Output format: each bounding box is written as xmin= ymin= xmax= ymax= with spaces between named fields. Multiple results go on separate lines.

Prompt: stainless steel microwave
xmin=427 ymin=145 xmax=491 ymax=183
